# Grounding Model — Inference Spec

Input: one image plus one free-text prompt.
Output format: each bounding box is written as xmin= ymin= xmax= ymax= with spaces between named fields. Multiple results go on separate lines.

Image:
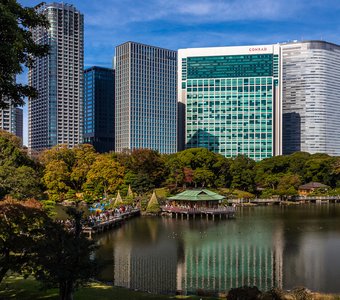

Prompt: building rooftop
xmin=168 ymin=189 xmax=225 ymax=201
xmin=299 ymin=182 xmax=328 ymax=190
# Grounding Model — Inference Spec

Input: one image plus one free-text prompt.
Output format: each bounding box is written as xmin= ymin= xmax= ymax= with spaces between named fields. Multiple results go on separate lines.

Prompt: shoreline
xmin=1 ymin=276 xmax=340 ymax=300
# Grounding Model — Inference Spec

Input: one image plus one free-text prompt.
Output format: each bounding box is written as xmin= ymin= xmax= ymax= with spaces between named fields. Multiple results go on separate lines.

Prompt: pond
xmin=94 ymin=204 xmax=340 ymax=295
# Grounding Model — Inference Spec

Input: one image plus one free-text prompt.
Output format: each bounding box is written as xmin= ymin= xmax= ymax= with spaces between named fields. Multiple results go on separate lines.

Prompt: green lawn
xmin=0 ymin=276 xmax=220 ymax=300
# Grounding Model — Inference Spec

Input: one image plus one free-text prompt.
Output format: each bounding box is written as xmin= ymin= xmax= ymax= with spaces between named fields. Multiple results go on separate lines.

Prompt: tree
xmin=35 ymin=208 xmax=98 ymax=300
xmin=276 ymin=174 xmax=302 ymax=198
xmin=0 ymin=197 xmax=48 ymax=283
xmin=116 ymin=149 xmax=165 ymax=193
xmin=230 ymin=155 xmax=256 ymax=193
xmin=86 ymin=154 xmax=125 ymax=198
xmin=41 ymin=144 xmax=98 ymax=201
xmin=146 ymin=191 xmax=161 ymax=214
xmin=193 ymin=168 xmax=214 ymax=187
xmin=43 ymin=159 xmax=71 ymax=201
xmin=0 ymin=130 xmax=43 ymax=199
xmin=0 ymin=0 xmax=49 ymax=108
xmin=70 ymin=144 xmax=98 ymax=193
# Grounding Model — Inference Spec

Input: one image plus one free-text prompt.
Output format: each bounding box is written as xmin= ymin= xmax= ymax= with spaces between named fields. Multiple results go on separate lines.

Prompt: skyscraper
xmin=15 ymin=108 xmax=23 ymax=142
xmin=115 ymin=41 xmax=177 ymax=154
xmin=281 ymin=41 xmax=340 ymax=155
xmin=28 ymin=2 xmax=84 ymax=153
xmin=84 ymin=66 xmax=115 ymax=153
xmin=0 ymin=100 xmax=22 ymax=142
xmin=179 ymin=45 xmax=282 ymax=161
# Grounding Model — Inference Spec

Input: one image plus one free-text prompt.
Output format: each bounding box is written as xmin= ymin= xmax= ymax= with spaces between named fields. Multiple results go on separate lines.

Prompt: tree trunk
xmin=59 ymin=281 xmax=74 ymax=300
xmin=0 ymin=249 xmax=10 ymax=284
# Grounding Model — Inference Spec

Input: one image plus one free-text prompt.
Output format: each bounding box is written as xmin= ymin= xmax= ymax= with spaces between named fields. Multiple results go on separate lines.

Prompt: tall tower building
xmin=0 ymin=99 xmax=23 ymax=142
xmin=115 ymin=41 xmax=177 ymax=154
xmin=29 ymin=2 xmax=84 ymax=153
xmin=84 ymin=66 xmax=115 ymax=153
xmin=281 ymin=41 xmax=340 ymax=155
xmin=15 ymin=108 xmax=23 ymax=142
xmin=179 ymin=45 xmax=282 ymax=161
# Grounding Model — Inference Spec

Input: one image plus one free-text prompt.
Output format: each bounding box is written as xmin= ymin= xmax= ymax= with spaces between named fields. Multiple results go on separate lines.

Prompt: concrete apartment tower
xmin=28 ymin=2 xmax=84 ymax=154
xmin=114 ymin=41 xmax=177 ymax=154
xmin=281 ymin=41 xmax=340 ymax=155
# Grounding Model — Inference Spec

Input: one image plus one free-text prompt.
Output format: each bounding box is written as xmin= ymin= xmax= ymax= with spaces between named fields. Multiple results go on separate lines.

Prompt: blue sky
xmin=18 ymin=0 xmax=340 ymax=145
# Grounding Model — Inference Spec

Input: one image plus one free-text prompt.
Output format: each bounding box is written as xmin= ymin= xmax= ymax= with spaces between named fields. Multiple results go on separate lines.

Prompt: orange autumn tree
xmin=0 ymin=197 xmax=49 ymax=283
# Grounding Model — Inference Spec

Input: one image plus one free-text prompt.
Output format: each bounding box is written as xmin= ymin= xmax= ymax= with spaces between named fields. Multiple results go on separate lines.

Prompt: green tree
xmin=277 ymin=174 xmax=302 ymax=198
xmin=0 ymin=0 xmax=49 ymax=108
xmin=230 ymin=155 xmax=256 ymax=193
xmin=41 ymin=144 xmax=98 ymax=201
xmin=70 ymin=144 xmax=98 ymax=193
xmin=0 ymin=130 xmax=42 ymax=199
xmin=193 ymin=168 xmax=214 ymax=187
xmin=35 ymin=208 xmax=98 ymax=300
xmin=117 ymin=149 xmax=165 ymax=193
xmin=43 ymin=159 xmax=71 ymax=202
xmin=86 ymin=154 xmax=125 ymax=198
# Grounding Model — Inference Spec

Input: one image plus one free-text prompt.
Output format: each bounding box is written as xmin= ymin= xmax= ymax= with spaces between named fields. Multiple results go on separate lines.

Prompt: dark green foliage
xmin=0 ymin=198 xmax=49 ymax=284
xmin=0 ymin=0 xmax=49 ymax=108
xmin=34 ymin=208 xmax=99 ymax=300
xmin=230 ymin=155 xmax=256 ymax=193
xmin=164 ymin=148 xmax=231 ymax=189
xmin=0 ymin=130 xmax=43 ymax=199
xmin=116 ymin=149 xmax=165 ymax=194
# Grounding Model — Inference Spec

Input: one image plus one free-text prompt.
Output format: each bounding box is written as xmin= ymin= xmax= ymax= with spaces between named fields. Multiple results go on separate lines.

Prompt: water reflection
xmin=95 ymin=205 xmax=340 ymax=294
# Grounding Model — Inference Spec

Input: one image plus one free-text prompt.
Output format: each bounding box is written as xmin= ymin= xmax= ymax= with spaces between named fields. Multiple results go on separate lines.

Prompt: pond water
xmin=94 ymin=204 xmax=340 ymax=295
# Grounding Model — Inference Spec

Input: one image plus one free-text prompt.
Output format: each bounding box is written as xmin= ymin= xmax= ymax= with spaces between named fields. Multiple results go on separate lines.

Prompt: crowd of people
xmin=86 ymin=205 xmax=135 ymax=227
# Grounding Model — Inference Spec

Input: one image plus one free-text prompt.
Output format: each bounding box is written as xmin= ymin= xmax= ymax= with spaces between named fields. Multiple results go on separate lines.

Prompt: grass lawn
xmin=0 ymin=276 xmax=220 ymax=300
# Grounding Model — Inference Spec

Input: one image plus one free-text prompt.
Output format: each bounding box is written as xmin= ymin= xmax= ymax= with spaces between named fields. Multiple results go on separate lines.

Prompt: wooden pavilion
xmin=162 ymin=189 xmax=235 ymax=220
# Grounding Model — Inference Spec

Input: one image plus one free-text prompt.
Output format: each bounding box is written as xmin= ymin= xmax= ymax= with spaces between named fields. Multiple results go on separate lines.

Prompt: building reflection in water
xmin=109 ymin=217 xmax=284 ymax=294
xmin=177 ymin=222 xmax=284 ymax=293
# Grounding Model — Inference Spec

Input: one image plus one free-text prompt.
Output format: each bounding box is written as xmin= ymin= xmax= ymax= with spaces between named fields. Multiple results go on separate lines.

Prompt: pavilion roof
xmin=168 ymin=189 xmax=225 ymax=201
xmin=299 ymin=182 xmax=328 ymax=190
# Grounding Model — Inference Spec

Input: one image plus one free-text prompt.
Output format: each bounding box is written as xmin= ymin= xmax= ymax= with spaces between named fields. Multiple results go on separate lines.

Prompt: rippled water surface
xmin=95 ymin=204 xmax=340 ymax=294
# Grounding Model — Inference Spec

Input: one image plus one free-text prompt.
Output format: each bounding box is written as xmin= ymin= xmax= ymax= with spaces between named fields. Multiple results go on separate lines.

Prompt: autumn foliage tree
xmin=0 ymin=197 xmax=48 ymax=283
xmin=86 ymin=154 xmax=125 ymax=199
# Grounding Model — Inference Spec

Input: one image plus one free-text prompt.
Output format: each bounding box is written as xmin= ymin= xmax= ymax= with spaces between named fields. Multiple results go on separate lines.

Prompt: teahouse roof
xmin=298 ymin=182 xmax=328 ymax=190
xmin=168 ymin=189 xmax=225 ymax=201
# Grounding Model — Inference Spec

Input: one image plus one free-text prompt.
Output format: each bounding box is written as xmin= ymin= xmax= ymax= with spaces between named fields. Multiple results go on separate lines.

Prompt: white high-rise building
xmin=179 ymin=40 xmax=340 ymax=159
xmin=0 ymin=97 xmax=23 ymax=142
xmin=29 ymin=2 xmax=84 ymax=153
xmin=178 ymin=45 xmax=282 ymax=161
xmin=115 ymin=41 xmax=177 ymax=154
xmin=281 ymin=41 xmax=340 ymax=155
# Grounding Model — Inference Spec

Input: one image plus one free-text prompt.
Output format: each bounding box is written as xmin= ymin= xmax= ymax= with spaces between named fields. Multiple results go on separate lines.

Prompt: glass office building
xmin=29 ymin=3 xmax=84 ymax=154
xmin=281 ymin=41 xmax=340 ymax=155
xmin=178 ymin=45 xmax=282 ymax=161
xmin=115 ymin=41 xmax=177 ymax=154
xmin=84 ymin=67 xmax=115 ymax=153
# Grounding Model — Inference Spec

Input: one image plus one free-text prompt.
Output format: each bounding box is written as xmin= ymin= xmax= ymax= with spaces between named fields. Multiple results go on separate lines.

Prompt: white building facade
xmin=29 ymin=3 xmax=84 ymax=153
xmin=178 ymin=45 xmax=282 ymax=161
xmin=281 ymin=41 xmax=340 ymax=155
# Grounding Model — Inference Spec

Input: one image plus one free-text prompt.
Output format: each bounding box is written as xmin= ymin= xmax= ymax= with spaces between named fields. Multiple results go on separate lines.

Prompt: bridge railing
xmin=161 ymin=206 xmax=236 ymax=214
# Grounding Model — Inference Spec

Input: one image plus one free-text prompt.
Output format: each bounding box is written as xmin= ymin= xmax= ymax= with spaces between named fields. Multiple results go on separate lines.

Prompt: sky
xmin=17 ymin=0 xmax=340 ymax=145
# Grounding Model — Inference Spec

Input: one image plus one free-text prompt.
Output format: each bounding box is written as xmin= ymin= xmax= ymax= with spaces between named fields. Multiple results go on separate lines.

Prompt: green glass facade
xmin=182 ymin=53 xmax=279 ymax=161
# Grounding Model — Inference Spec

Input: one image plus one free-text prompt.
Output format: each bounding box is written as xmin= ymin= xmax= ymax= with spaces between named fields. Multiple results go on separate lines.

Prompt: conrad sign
xmin=249 ymin=47 xmax=268 ymax=52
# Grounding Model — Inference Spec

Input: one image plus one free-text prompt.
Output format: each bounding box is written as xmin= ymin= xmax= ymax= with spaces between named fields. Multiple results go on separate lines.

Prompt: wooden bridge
xmin=161 ymin=206 xmax=236 ymax=220
xmin=230 ymin=196 xmax=340 ymax=205
xmin=83 ymin=209 xmax=140 ymax=238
